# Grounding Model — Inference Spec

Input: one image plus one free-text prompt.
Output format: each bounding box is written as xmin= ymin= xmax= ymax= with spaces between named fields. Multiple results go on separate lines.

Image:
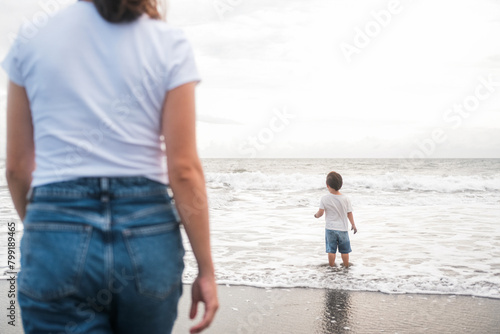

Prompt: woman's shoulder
xmin=138 ymin=19 xmax=193 ymax=50
xmin=141 ymin=18 xmax=186 ymax=35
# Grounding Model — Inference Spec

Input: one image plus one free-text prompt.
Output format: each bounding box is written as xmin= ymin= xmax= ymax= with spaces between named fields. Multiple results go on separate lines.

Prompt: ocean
xmin=1 ymin=158 xmax=500 ymax=299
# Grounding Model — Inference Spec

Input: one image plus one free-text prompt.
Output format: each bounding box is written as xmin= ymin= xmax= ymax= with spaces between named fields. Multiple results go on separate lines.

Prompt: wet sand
xmin=174 ymin=285 xmax=500 ymax=334
xmin=1 ymin=281 xmax=499 ymax=333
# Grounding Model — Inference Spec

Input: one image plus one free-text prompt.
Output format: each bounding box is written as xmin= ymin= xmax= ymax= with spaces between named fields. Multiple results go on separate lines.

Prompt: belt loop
xmin=100 ymin=177 xmax=109 ymax=192
xmin=26 ymin=186 xmax=34 ymax=202
xmin=100 ymin=177 xmax=109 ymax=202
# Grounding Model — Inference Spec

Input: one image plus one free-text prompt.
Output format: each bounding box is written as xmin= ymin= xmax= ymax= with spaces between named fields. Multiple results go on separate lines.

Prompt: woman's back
xmin=5 ymin=1 xmax=200 ymax=187
xmin=4 ymin=2 xmax=217 ymax=333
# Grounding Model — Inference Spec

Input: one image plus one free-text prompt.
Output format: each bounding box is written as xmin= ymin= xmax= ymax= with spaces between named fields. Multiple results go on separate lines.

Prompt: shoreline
xmin=0 ymin=281 xmax=499 ymax=334
xmin=204 ymin=282 xmax=500 ymax=301
xmin=1 ymin=275 xmax=499 ymax=301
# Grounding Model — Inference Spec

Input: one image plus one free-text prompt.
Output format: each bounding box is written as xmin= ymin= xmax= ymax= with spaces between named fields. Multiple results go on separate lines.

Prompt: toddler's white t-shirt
xmin=320 ymin=194 xmax=353 ymax=231
xmin=1 ymin=1 xmax=200 ymax=187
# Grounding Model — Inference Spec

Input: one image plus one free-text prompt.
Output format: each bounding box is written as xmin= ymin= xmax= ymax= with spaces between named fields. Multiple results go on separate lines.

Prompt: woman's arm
xmin=162 ymin=82 xmax=218 ymax=334
xmin=5 ymin=81 xmax=35 ymax=221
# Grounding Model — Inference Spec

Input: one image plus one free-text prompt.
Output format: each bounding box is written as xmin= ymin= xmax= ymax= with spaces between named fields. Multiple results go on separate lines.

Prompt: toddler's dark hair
xmin=326 ymin=171 xmax=343 ymax=191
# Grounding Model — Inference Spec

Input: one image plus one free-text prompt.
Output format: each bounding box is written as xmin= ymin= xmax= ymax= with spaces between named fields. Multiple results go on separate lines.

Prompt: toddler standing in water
xmin=314 ymin=171 xmax=357 ymax=267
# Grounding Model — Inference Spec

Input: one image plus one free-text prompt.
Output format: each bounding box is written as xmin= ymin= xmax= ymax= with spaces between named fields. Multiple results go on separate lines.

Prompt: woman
xmin=2 ymin=0 xmax=218 ymax=333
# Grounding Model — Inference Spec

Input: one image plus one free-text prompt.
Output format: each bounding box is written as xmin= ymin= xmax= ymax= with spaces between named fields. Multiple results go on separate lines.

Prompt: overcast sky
xmin=1 ymin=0 xmax=499 ymax=158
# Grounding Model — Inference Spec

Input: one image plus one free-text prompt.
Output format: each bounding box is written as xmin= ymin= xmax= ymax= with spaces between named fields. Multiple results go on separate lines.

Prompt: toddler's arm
xmin=314 ymin=209 xmax=324 ymax=218
xmin=347 ymin=212 xmax=357 ymax=234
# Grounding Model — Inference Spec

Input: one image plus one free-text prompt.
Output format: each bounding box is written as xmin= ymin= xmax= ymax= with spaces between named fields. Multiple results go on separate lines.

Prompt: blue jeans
xmin=325 ymin=229 xmax=352 ymax=254
xmin=18 ymin=177 xmax=185 ymax=334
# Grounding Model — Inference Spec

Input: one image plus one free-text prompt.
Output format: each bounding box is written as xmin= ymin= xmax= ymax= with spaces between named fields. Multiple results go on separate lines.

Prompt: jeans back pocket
xmin=122 ymin=223 xmax=185 ymax=300
xmin=18 ymin=223 xmax=92 ymax=301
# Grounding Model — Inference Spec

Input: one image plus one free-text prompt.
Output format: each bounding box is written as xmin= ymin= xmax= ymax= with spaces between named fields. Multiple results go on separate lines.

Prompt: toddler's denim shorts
xmin=18 ymin=176 xmax=184 ymax=334
xmin=325 ymin=229 xmax=352 ymax=254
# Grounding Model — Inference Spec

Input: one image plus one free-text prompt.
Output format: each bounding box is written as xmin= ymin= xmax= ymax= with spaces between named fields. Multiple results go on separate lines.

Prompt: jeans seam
xmin=32 ymin=189 xmax=96 ymax=198
xmin=114 ymin=204 xmax=175 ymax=224
xmin=122 ymin=223 xmax=178 ymax=237
xmin=112 ymin=189 xmax=169 ymax=198
xmin=75 ymin=226 xmax=93 ymax=293
xmin=122 ymin=232 xmax=142 ymax=298
xmin=25 ymin=203 xmax=102 ymax=222
xmin=32 ymin=188 xmax=169 ymax=199
xmin=24 ymin=223 xmax=92 ymax=231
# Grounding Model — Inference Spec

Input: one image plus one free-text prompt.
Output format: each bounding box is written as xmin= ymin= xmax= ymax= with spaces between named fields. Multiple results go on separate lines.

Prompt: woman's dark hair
xmin=93 ymin=0 xmax=161 ymax=23
xmin=326 ymin=171 xmax=343 ymax=191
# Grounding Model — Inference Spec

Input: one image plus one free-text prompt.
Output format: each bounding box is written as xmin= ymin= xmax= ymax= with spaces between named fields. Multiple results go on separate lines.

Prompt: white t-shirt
xmin=1 ymin=1 xmax=200 ymax=187
xmin=319 ymin=194 xmax=353 ymax=231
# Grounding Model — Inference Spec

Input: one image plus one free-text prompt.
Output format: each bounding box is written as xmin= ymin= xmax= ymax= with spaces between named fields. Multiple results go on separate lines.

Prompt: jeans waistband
xmin=29 ymin=177 xmax=170 ymax=201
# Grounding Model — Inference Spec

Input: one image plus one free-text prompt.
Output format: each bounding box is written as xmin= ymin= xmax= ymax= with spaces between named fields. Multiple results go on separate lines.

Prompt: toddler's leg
xmin=341 ymin=253 xmax=349 ymax=267
xmin=328 ymin=253 xmax=336 ymax=267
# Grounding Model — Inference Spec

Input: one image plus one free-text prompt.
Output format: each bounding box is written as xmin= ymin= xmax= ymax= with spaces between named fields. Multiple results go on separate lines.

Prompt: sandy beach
xmin=174 ymin=285 xmax=500 ymax=334
xmin=1 ymin=281 xmax=499 ymax=334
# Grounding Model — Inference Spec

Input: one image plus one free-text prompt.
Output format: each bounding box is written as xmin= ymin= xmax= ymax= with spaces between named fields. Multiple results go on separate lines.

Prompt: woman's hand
xmin=189 ymin=275 xmax=219 ymax=334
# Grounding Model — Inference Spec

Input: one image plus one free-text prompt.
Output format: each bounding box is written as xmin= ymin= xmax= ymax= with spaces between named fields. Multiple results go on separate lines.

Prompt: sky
xmin=0 ymin=0 xmax=499 ymax=158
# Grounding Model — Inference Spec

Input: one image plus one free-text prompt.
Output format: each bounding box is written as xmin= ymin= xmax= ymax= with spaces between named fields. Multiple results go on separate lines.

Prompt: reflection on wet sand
xmin=320 ymin=288 xmax=352 ymax=333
